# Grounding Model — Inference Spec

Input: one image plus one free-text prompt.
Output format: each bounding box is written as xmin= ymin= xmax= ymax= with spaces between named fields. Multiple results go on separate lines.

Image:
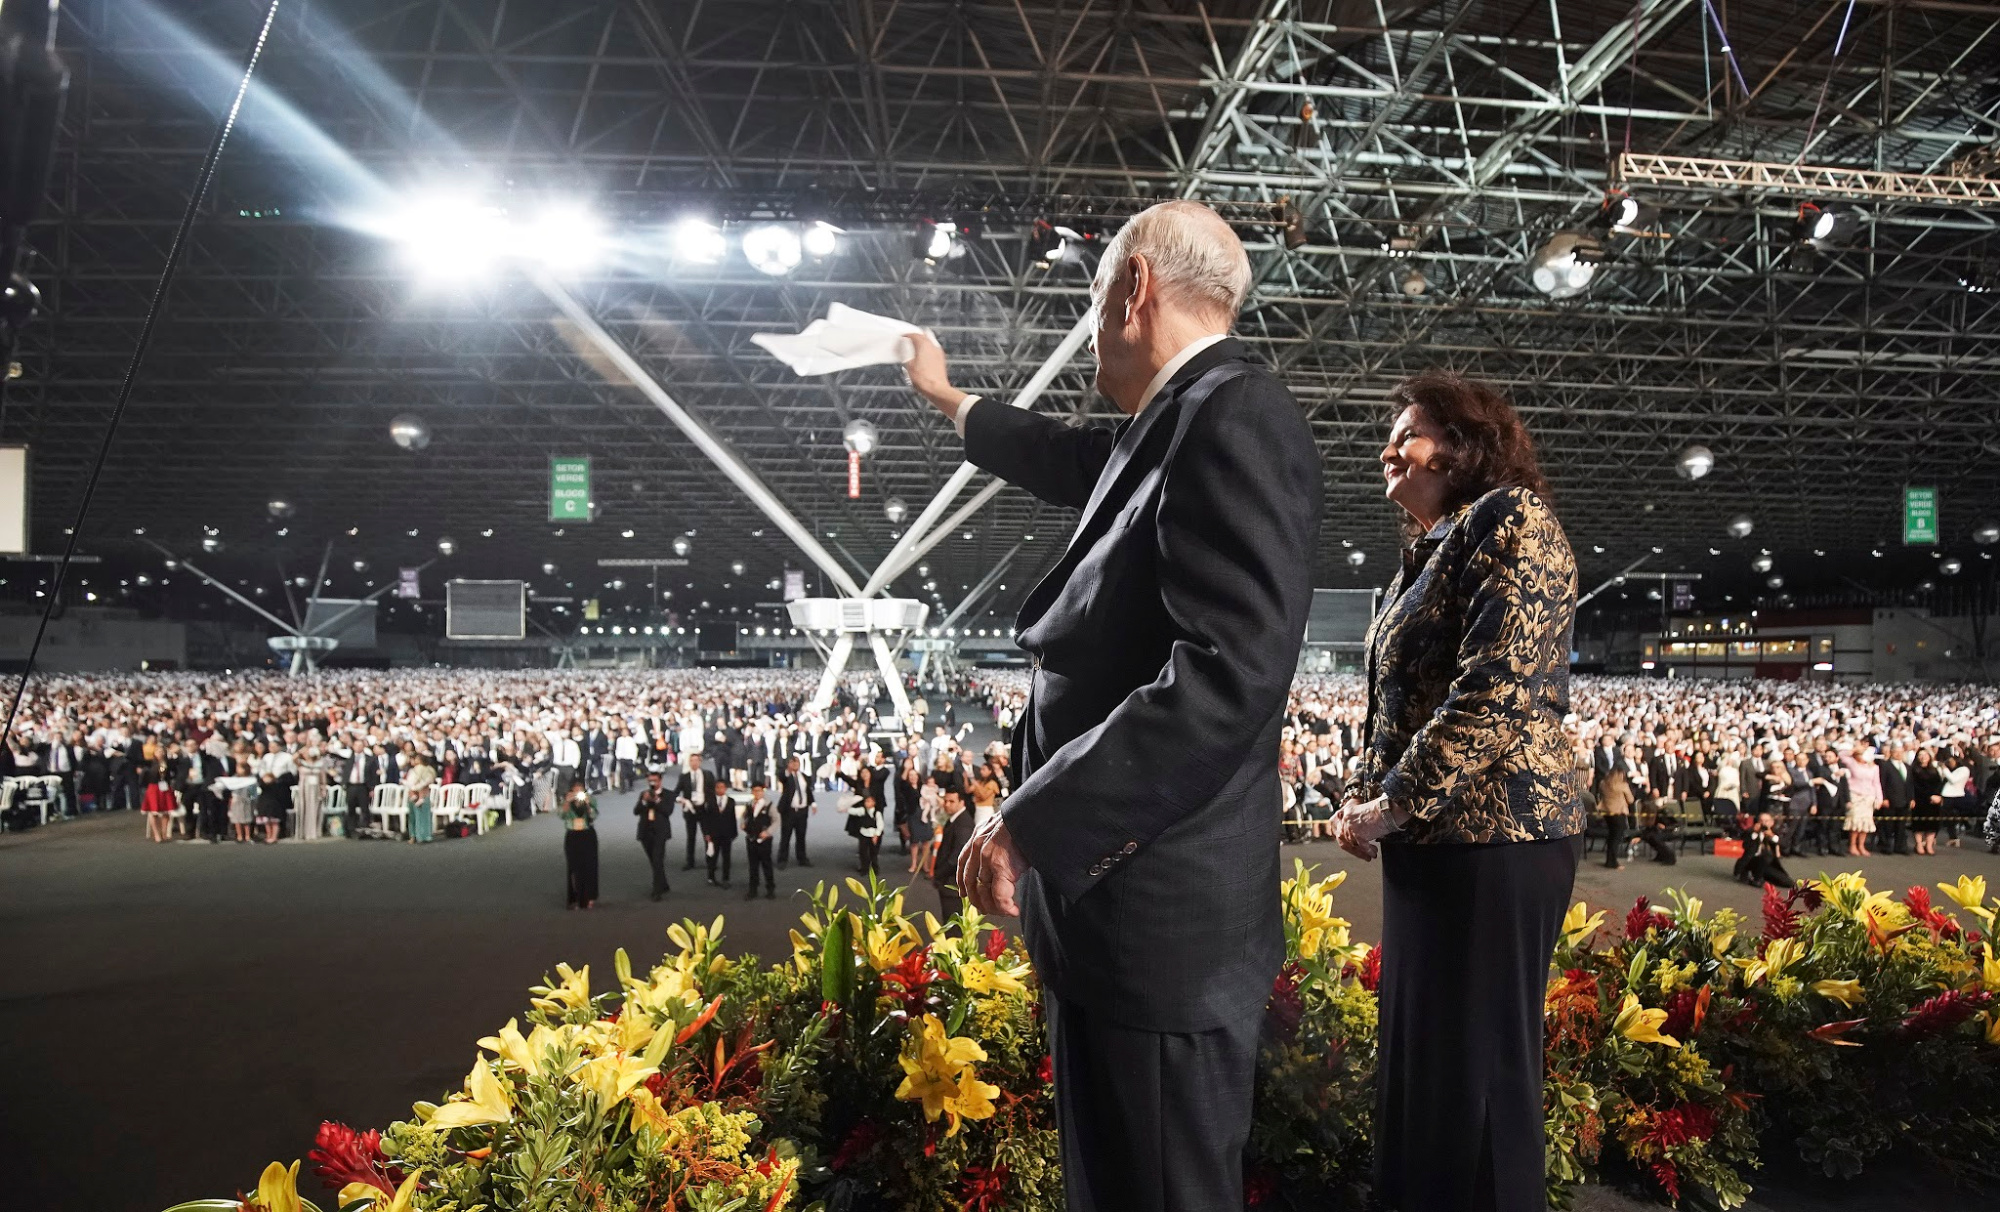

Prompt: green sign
xmin=1903 ymin=486 xmax=1937 ymax=545
xmin=550 ymin=456 xmax=591 ymax=522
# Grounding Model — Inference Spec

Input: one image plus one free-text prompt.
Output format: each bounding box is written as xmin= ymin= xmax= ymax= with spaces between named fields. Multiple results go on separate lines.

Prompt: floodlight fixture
xmin=524 ymin=202 xmax=607 ymax=274
xmin=802 ymin=221 xmax=841 ymax=258
xmin=674 ymin=219 xmax=726 ymax=263
xmin=743 ymin=223 xmax=804 ymax=276
xmin=920 ymin=220 xmax=957 ymax=262
xmin=1528 ymin=231 xmax=1600 ymax=299
xmin=384 ymin=192 xmax=509 ymax=281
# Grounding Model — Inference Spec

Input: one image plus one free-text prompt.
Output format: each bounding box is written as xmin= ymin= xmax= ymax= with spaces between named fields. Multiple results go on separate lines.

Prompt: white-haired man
xmin=905 ymin=200 xmax=1322 ymax=1211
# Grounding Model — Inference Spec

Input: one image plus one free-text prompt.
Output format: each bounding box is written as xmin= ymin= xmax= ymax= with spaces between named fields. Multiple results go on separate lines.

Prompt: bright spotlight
xmin=524 ymin=203 xmax=606 ymax=273
xmin=1810 ymin=208 xmax=1837 ymax=242
xmin=1528 ymin=232 xmax=1600 ymax=299
xmin=802 ymin=221 xmax=841 ymax=258
xmin=384 ymin=193 xmax=509 ymax=281
xmin=674 ymin=219 xmax=726 ymax=263
xmin=743 ymin=224 xmax=803 ymax=276
xmin=922 ymin=221 xmax=956 ymax=262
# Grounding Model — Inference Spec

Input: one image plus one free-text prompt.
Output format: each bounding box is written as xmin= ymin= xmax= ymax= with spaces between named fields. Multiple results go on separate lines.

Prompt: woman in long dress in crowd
xmin=254 ymin=741 xmax=295 ymax=843
xmin=1838 ymin=744 xmax=1880 ymax=857
xmin=1911 ymin=748 xmax=1945 ymax=855
xmin=561 ymin=778 xmax=598 ymax=909
xmin=1333 ymin=371 xmax=1583 ymax=1212
xmin=405 ymin=753 xmax=437 ymax=843
xmin=295 ymin=742 xmax=328 ymax=841
xmin=1940 ymin=745 xmax=1975 ymax=848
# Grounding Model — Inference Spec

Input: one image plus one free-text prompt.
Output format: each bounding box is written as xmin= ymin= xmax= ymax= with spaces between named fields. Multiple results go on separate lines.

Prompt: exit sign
xmin=1903 ymin=486 xmax=1937 ymax=545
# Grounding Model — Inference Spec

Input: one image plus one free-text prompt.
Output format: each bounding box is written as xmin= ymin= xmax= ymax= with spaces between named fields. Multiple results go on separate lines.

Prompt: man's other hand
xmin=958 ymin=810 xmax=1024 ymax=917
xmin=903 ymin=330 xmax=968 ymax=417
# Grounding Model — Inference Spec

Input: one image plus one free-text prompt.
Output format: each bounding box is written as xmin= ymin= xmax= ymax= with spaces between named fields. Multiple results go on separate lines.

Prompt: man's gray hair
xmin=1094 ymin=200 xmax=1252 ymax=322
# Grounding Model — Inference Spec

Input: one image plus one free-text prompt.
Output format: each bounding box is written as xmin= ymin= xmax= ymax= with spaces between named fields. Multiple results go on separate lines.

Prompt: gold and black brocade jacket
xmin=1352 ymin=486 xmax=1586 ymax=845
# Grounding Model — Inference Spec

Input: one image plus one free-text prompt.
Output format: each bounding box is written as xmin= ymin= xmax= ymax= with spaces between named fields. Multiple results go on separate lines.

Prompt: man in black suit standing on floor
xmin=700 ymin=781 xmax=737 ymax=888
xmin=932 ymin=786 xmax=976 ymax=926
xmin=775 ymin=754 xmax=814 ymax=868
xmin=905 ymin=199 xmax=1321 ymax=1212
xmin=675 ymin=752 xmax=718 ymax=872
xmin=634 ymin=770 xmax=673 ymax=901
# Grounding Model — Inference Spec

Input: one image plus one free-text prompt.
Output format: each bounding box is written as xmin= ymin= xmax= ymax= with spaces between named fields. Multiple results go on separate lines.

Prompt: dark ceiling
xmin=8 ymin=0 xmax=2000 ymax=631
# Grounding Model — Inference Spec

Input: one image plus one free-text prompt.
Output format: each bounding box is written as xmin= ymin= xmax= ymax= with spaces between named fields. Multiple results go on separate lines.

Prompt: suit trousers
xmin=1044 ymin=993 xmax=1261 ymax=1212
xmin=744 ymin=838 xmax=774 ymax=894
xmin=1375 ymin=835 xmax=1581 ymax=1212
xmin=682 ymin=810 xmax=702 ymax=867
xmin=706 ymin=835 xmax=733 ymax=883
xmin=638 ymin=825 xmax=671 ymax=896
xmin=778 ymin=808 xmax=809 ymax=864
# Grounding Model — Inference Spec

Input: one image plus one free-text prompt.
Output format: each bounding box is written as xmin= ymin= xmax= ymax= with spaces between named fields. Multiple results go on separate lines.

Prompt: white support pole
xmin=867 ymin=631 xmax=914 ymax=722
xmin=532 ymin=270 xmax=865 ymax=600
xmin=146 ymin=542 xmax=300 ymax=635
xmin=812 ymin=632 xmax=856 ymax=713
xmin=862 ymin=311 xmax=1094 ymax=597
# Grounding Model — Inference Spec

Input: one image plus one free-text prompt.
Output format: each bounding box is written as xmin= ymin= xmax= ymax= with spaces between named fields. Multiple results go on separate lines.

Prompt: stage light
xmin=802 ymin=221 xmax=840 ymax=258
xmin=1726 ymin=515 xmax=1754 ymax=539
xmin=1765 ymin=575 xmax=1784 ymax=590
xmin=524 ymin=203 xmax=606 ymax=273
xmin=437 ymin=537 xmax=456 ymax=556
xmin=1528 ymin=232 xmax=1600 ymax=299
xmin=1396 ymin=265 xmax=1427 ymax=296
xmin=542 ymin=562 xmax=557 ymax=575
xmin=1346 ymin=550 xmax=1366 ymax=567
xmin=672 ymin=536 xmax=692 ymax=557
xmin=743 ymin=224 xmax=803 ymax=276
xmin=621 ymin=528 xmax=635 ymax=539
xmin=267 ymin=499 xmax=294 ymax=518
xmin=1751 ymin=554 xmax=1773 ymax=573
xmin=1942 ymin=557 xmax=1963 ymax=576
xmin=730 ymin=560 xmax=746 ymax=576
xmin=1675 ymin=444 xmax=1714 ymax=480
xmin=883 ymin=497 xmax=907 ymax=524
xmin=673 ymin=219 xmax=726 ymax=263
xmin=383 ymin=193 xmax=510 ymax=281
xmin=918 ymin=221 xmax=959 ymax=263
xmin=1975 ymin=522 xmax=2000 ymax=545
xmin=201 ymin=537 xmax=224 ymax=554
xmin=352 ymin=560 xmax=369 ymax=573
xmin=389 ymin=414 xmax=431 ymax=451
xmin=842 ymin=417 xmax=880 ymax=456
xmin=917 ymin=564 xmax=929 ymax=578
xmin=1601 ymin=192 xmax=1659 ymax=235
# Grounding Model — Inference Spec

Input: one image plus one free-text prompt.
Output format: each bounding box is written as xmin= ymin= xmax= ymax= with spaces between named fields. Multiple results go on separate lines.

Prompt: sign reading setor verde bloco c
xmin=1903 ymin=486 xmax=1937 ymax=545
xmin=550 ymin=456 xmax=591 ymax=522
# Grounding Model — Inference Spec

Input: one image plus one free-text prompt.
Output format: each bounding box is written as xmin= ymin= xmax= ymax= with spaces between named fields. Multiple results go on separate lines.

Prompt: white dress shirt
xmin=950 ymin=331 xmax=1229 ymax=436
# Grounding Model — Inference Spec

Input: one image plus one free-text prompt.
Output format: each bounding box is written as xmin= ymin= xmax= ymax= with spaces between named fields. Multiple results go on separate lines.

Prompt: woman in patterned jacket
xmin=1333 ymin=370 xmax=1584 ymax=1212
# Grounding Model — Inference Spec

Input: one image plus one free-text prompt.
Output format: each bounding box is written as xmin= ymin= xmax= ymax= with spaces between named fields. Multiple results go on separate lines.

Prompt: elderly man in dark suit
xmin=931 ymin=786 xmax=977 ymax=925
xmin=905 ymin=199 xmax=1321 ymax=1212
xmin=674 ymin=753 xmax=721 ymax=873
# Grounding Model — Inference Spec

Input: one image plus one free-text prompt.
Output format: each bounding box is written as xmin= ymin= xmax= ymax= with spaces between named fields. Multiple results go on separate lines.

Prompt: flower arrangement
xmin=175 ymin=868 xmax=1999 ymax=1212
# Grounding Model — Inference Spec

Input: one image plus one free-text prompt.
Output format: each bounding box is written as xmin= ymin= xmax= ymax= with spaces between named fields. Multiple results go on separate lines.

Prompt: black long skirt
xmin=1375 ymin=835 xmax=1582 ymax=1212
xmin=564 ymin=826 xmax=599 ymax=906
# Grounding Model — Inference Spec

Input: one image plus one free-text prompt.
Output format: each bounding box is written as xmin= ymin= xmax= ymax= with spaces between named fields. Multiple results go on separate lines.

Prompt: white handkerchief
xmin=751 ymin=303 xmax=923 ymax=376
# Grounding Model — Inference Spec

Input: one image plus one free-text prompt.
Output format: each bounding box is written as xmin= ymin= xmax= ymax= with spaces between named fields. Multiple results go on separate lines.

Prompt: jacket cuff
xmin=1000 ymin=794 xmax=1127 ymax=905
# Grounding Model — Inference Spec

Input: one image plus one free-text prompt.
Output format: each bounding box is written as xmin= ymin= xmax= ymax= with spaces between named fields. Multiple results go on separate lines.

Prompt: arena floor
xmin=4 ymin=796 xmax=1995 ymax=1212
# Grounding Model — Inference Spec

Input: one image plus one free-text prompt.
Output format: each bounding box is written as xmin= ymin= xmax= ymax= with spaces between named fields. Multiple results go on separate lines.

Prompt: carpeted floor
xmin=5 ymin=791 xmax=1996 ymax=1211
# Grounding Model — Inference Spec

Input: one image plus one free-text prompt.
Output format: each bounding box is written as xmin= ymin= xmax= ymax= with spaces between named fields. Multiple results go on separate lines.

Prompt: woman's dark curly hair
xmin=1387 ymin=370 xmax=1550 ymax=528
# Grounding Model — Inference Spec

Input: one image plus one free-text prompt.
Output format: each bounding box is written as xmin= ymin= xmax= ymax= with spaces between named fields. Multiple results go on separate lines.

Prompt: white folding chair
xmin=432 ymin=783 xmax=472 ymax=835
xmin=466 ymin=783 xmax=497 ymax=832
xmin=370 ymin=784 xmax=410 ymax=836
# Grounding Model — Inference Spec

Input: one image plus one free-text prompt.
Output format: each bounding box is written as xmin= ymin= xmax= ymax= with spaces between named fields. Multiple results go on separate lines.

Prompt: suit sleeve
xmin=963 ymin=396 xmax=1118 ymax=511
xmin=1379 ymin=489 xmax=1573 ymax=824
xmin=999 ymin=378 xmax=1322 ymax=903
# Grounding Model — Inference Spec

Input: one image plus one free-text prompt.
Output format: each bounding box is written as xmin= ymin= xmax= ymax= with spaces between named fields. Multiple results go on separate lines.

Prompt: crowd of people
xmin=0 ymin=668 xmax=1014 ymax=910
xmin=7 ymin=667 xmax=1998 ymax=900
xmin=976 ymin=669 xmax=2000 ymax=881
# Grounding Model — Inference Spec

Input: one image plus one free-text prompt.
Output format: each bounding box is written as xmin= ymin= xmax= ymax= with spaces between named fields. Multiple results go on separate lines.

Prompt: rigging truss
xmin=5 ymin=0 xmax=1999 ymax=629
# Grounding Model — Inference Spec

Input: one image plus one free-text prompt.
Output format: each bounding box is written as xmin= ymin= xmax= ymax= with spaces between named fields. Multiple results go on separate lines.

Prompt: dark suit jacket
xmin=965 ymin=335 xmax=1321 ymax=1032
xmin=776 ymin=769 xmax=812 ymax=814
xmin=1877 ymin=758 xmax=1914 ymax=810
xmin=934 ymin=808 xmax=977 ymax=892
xmin=675 ymin=769 xmax=721 ymax=813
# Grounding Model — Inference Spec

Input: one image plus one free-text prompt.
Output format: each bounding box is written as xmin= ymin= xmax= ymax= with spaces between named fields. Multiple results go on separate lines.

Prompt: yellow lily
xmin=528 ymin=963 xmax=591 ymax=1013
xmin=1938 ymin=876 xmax=1996 ymax=929
xmin=248 ymin=1160 xmax=303 ymax=1212
xmin=1980 ymin=949 xmax=2000 ymax=995
xmin=1812 ymin=978 xmax=1866 ymax=1007
xmin=1288 ymin=875 xmax=1353 ymax=959
xmin=942 ymin=1065 xmax=1002 ymax=1135
xmin=578 ymin=1051 xmax=658 ymax=1107
xmin=1985 ymin=1011 xmax=2000 ymax=1048
xmin=958 ymin=958 xmax=1030 ymax=997
xmin=1561 ymin=902 xmax=1607 ymax=948
xmin=1612 ymin=993 xmax=1680 ymax=1048
xmin=1710 ymin=929 xmax=1737 ymax=959
xmin=338 ymin=1172 xmax=419 ymax=1212
xmin=1733 ymin=936 xmax=1802 ymax=988
xmin=427 ymin=1058 xmax=512 ymax=1130
xmin=895 ymin=1014 xmax=988 ymax=1124
xmin=859 ymin=916 xmax=922 ymax=972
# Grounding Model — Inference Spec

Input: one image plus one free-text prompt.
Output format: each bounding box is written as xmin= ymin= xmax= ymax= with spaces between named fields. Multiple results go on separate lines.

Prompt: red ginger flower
xmin=1902 ymin=885 xmax=1960 ymax=937
xmin=1244 ymin=1166 xmax=1279 ymax=1207
xmin=1037 ymin=1054 xmax=1053 ymax=1085
xmin=983 ymin=929 xmax=1009 ymax=961
xmin=1358 ymin=944 xmax=1382 ymax=993
xmin=1267 ymin=967 xmax=1304 ymax=1042
xmin=1626 ymin=897 xmax=1673 ymax=940
xmin=308 ymin=1121 xmax=402 ymax=1195
xmin=1762 ymin=884 xmax=1800 ymax=940
xmin=960 ymin=1163 xmax=1011 ymax=1212
xmin=1899 ymin=989 xmax=1992 ymax=1039
xmin=879 ymin=945 xmax=939 ymax=1014
xmin=829 ymin=1120 xmax=881 ymax=1173
xmin=1650 ymin=1159 xmax=1682 ymax=1202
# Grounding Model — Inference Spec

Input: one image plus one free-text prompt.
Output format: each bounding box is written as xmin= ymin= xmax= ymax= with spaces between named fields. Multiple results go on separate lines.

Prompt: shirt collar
xmin=1135 ymin=332 xmax=1229 ymax=416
